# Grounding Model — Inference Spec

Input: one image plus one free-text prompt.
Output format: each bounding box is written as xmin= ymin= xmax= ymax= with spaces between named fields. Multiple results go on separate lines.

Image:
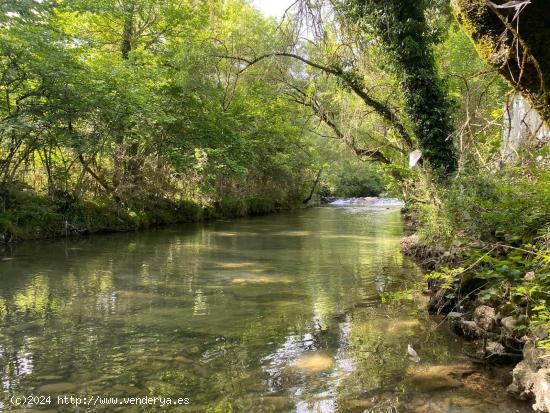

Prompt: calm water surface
xmin=0 ymin=206 xmax=532 ymax=412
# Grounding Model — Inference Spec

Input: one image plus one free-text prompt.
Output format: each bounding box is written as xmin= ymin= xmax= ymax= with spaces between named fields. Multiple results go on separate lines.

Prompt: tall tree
xmin=343 ymin=0 xmax=458 ymax=174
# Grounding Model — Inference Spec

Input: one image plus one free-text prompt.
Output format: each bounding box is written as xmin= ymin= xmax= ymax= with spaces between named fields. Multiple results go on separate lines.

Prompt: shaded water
xmin=0 ymin=206 xmax=532 ymax=412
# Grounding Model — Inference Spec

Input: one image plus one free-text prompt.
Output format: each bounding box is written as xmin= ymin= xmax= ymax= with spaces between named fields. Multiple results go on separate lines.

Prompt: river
xmin=0 ymin=204 xmax=532 ymax=412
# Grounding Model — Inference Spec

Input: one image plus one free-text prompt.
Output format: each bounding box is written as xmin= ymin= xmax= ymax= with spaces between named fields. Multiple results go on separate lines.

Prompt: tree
xmin=342 ymin=0 xmax=458 ymax=174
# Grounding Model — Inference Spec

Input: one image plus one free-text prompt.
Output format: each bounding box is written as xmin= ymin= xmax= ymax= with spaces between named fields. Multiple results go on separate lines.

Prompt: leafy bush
xmin=444 ymin=167 xmax=550 ymax=243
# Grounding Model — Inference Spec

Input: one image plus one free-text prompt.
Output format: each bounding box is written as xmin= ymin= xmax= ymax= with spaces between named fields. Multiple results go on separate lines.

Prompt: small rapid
xmin=325 ymin=197 xmax=405 ymax=207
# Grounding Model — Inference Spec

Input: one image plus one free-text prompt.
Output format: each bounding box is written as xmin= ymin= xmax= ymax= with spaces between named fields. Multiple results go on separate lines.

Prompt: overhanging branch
xmin=214 ymin=52 xmax=414 ymax=149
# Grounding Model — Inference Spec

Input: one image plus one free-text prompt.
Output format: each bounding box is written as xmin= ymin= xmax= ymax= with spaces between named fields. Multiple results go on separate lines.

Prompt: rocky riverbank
xmin=401 ymin=233 xmax=550 ymax=413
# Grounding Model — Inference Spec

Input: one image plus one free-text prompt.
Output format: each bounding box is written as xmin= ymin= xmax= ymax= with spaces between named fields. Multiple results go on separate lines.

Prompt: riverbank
xmin=401 ymin=230 xmax=550 ymax=413
xmin=0 ymin=186 xmax=297 ymax=243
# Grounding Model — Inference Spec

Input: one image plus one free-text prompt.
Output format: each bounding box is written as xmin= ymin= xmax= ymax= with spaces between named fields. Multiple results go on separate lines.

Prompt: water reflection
xmin=0 ymin=207 xmax=531 ymax=412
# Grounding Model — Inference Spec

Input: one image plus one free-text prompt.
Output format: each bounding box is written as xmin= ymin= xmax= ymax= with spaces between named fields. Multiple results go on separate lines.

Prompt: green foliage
xmin=322 ymin=160 xmax=388 ymax=198
xmin=0 ymin=184 xmax=206 ymax=239
xmin=415 ymin=166 xmax=550 ymax=348
xmin=427 ymin=267 xmax=465 ymax=289
xmin=445 ymin=168 xmax=550 ymax=243
xmin=0 ymin=0 xmax=320 ymax=239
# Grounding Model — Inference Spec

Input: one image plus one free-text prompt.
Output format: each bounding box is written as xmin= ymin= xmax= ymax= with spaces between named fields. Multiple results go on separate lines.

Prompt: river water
xmin=0 ymin=205 xmax=532 ymax=412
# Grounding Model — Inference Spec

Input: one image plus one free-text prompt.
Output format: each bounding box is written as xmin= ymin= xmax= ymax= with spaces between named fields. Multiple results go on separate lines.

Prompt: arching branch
xmin=282 ymin=82 xmax=392 ymax=164
xmin=214 ymin=52 xmax=414 ymax=149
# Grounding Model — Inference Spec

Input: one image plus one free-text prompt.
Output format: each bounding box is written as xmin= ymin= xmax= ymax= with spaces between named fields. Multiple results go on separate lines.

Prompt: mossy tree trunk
xmin=451 ymin=0 xmax=550 ymax=125
xmin=345 ymin=0 xmax=458 ymax=175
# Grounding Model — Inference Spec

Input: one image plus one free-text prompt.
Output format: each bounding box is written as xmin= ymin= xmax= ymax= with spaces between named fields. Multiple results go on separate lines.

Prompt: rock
xmin=174 ymin=355 xmax=194 ymax=364
xmin=343 ymin=399 xmax=377 ymax=411
xmin=486 ymin=341 xmax=506 ymax=356
xmin=111 ymin=384 xmax=141 ymax=396
xmin=447 ymin=311 xmax=463 ymax=321
xmin=35 ymin=375 xmax=64 ymax=381
xmin=464 ymin=371 xmax=498 ymax=394
xmin=80 ymin=375 xmax=117 ymax=387
xmin=445 ymin=395 xmax=483 ymax=408
xmin=412 ymin=364 xmax=475 ymax=379
xmin=186 ymin=345 xmax=201 ymax=354
xmin=407 ymin=365 xmax=472 ymax=395
xmin=474 ymin=305 xmax=497 ymax=331
xmin=401 ymin=234 xmax=420 ymax=255
xmin=501 ymin=316 xmax=519 ymax=332
xmin=447 ymin=312 xmax=464 ymax=330
xmin=428 ymin=288 xmax=455 ymax=315
xmin=258 ymin=396 xmax=294 ymax=410
xmin=451 ymin=320 xmax=484 ymax=339
xmin=507 ymin=341 xmax=550 ymax=412
xmin=38 ymin=382 xmax=78 ymax=394
xmin=497 ymin=303 xmax=516 ymax=318
xmin=408 ymin=397 xmax=453 ymax=413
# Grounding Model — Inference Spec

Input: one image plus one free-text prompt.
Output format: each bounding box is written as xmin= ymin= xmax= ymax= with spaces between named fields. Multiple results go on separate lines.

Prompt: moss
xmin=452 ymin=0 xmax=550 ymax=124
xmin=451 ymin=0 xmax=502 ymax=63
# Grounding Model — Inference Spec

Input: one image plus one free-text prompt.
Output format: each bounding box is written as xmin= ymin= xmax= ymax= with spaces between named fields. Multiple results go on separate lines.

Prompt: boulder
xmin=474 ymin=305 xmax=497 ymax=332
xmin=507 ymin=341 xmax=550 ymax=412
xmin=401 ymin=234 xmax=420 ymax=256
xmin=409 ymin=371 xmax=463 ymax=392
xmin=533 ymin=325 xmax=550 ymax=341
xmin=447 ymin=312 xmax=463 ymax=322
xmin=451 ymin=320 xmax=484 ymax=340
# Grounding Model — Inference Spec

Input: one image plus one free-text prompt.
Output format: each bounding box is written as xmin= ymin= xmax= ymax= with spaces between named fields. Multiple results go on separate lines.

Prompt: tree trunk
xmin=303 ymin=168 xmax=323 ymax=204
xmin=346 ymin=0 xmax=458 ymax=174
xmin=452 ymin=0 xmax=550 ymax=125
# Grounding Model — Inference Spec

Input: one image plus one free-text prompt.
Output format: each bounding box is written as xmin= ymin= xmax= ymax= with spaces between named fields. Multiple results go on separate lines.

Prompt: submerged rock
xmin=111 ymin=384 xmax=141 ymax=396
xmin=406 ymin=364 xmax=475 ymax=396
xmin=508 ymin=341 xmax=550 ymax=412
xmin=35 ymin=375 xmax=64 ymax=381
xmin=291 ymin=352 xmax=333 ymax=374
xmin=38 ymin=382 xmax=78 ymax=394
xmin=408 ymin=369 xmax=463 ymax=392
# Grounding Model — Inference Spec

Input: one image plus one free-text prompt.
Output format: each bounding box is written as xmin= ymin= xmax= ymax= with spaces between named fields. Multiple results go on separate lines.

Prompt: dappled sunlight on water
xmin=0 ymin=206 xmax=534 ymax=412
